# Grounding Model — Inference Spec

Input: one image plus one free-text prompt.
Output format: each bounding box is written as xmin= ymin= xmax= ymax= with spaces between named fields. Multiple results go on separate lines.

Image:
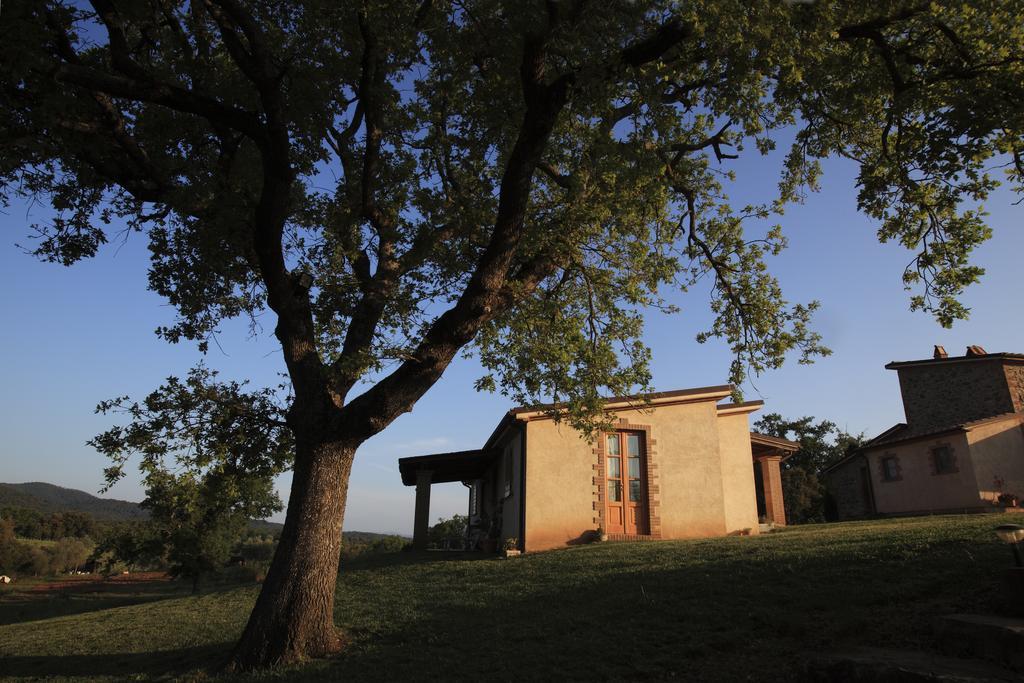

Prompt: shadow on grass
xmin=0 ymin=578 xmax=252 ymax=627
xmin=1 ymin=519 xmax=1008 ymax=682
xmin=342 ymin=549 xmax=497 ymax=572
xmin=0 ymin=591 xmax=178 ymax=626
xmin=0 ymin=644 xmax=232 ymax=679
xmin=306 ymin=530 xmax=1007 ymax=681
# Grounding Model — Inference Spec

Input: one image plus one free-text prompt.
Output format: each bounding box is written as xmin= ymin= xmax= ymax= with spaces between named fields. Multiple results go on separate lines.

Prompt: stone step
xmin=934 ymin=614 xmax=1024 ymax=672
xmin=802 ymin=647 xmax=1022 ymax=682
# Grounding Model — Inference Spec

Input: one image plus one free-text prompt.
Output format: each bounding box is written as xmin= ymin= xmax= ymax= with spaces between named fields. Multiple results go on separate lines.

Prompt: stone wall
xmin=1004 ymin=362 xmax=1024 ymax=414
xmin=896 ymin=359 xmax=1015 ymax=430
xmin=826 ymin=456 xmax=873 ymax=520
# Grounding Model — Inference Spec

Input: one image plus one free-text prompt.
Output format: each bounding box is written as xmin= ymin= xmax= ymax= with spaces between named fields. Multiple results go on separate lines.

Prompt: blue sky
xmin=1 ymin=148 xmax=1021 ymax=535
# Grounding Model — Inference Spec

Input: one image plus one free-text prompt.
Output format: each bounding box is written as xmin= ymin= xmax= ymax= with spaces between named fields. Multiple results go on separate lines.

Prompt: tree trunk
xmin=229 ymin=436 xmax=355 ymax=670
xmin=191 ymin=573 xmax=200 ymax=595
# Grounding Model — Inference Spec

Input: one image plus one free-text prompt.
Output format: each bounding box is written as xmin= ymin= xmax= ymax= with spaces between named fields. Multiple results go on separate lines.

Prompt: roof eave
xmin=510 ymin=385 xmax=734 ymax=421
xmin=885 ymin=352 xmax=1024 ymax=370
xmin=717 ymin=400 xmax=764 ymax=416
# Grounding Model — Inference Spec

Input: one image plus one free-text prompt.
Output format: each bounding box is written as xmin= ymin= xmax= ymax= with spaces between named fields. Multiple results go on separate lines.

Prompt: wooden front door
xmin=604 ymin=431 xmax=648 ymax=535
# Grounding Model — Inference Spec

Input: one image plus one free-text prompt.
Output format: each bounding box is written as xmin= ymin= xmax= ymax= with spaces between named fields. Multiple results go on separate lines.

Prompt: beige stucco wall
xmin=522 ymin=399 xmax=760 ymax=551
xmin=717 ymin=412 xmax=761 ymax=534
xmin=499 ymin=429 xmax=523 ymax=543
xmin=523 ymin=418 xmax=596 ymax=551
xmin=965 ymin=417 xmax=1024 ymax=504
xmin=645 ymin=401 xmax=728 ymax=539
xmin=866 ymin=432 xmax=981 ymax=514
xmin=471 ymin=428 xmax=524 ymax=546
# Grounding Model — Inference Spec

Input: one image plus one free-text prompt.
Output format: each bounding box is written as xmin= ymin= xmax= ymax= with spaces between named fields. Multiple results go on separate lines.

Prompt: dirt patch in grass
xmin=25 ymin=571 xmax=171 ymax=594
xmin=0 ymin=571 xmax=182 ymax=627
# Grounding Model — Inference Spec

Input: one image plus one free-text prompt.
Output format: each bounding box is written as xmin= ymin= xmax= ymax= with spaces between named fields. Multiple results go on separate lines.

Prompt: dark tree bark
xmin=230 ymin=434 xmax=356 ymax=668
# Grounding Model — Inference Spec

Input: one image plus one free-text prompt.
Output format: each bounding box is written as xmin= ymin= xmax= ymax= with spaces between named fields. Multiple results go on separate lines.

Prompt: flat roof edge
xmin=717 ymin=400 xmax=764 ymax=416
xmin=510 ymin=385 xmax=734 ymax=421
xmin=885 ymin=352 xmax=1024 ymax=370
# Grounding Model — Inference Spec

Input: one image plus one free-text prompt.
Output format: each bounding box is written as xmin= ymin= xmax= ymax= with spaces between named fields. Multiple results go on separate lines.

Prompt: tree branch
xmin=670 ymin=121 xmax=737 ymax=163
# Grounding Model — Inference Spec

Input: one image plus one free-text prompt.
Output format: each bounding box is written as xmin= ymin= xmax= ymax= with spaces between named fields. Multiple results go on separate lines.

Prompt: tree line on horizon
xmin=0 ymin=500 xmax=408 ymax=588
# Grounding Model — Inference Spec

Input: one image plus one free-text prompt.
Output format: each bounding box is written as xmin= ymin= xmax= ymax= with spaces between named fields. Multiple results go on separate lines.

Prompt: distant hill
xmin=0 ymin=482 xmax=284 ymax=532
xmin=0 ymin=482 xmax=409 ymax=538
xmin=0 ymin=482 xmax=147 ymax=521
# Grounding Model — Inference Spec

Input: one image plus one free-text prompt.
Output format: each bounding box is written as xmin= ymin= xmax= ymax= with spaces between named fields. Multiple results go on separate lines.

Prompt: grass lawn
xmin=0 ymin=514 xmax=1016 ymax=681
xmin=0 ymin=572 xmax=181 ymax=627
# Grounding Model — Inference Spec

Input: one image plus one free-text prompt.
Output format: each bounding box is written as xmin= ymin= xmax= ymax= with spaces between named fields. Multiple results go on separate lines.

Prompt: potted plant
xmin=998 ymin=492 xmax=1020 ymax=508
xmin=502 ymin=538 xmax=521 ymax=558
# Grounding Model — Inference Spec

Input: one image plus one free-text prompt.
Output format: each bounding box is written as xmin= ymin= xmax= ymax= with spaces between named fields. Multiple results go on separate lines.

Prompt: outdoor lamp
xmin=994 ymin=524 xmax=1024 ymax=567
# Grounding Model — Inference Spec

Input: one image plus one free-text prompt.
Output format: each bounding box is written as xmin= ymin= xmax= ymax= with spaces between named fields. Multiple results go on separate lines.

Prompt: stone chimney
xmin=933 ymin=345 xmax=947 ymax=359
xmin=966 ymin=345 xmax=987 ymax=357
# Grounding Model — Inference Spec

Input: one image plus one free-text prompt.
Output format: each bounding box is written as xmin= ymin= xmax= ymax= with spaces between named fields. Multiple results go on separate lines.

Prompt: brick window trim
xmin=592 ymin=418 xmax=662 ymax=539
xmin=929 ymin=443 xmax=959 ymax=476
xmin=879 ymin=453 xmax=902 ymax=482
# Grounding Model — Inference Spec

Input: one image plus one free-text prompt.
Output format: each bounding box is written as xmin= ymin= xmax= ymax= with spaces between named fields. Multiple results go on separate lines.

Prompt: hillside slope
xmin=0 ymin=515 xmax=1007 ymax=681
xmin=0 ymin=482 xmax=410 ymax=538
xmin=0 ymin=482 xmax=146 ymax=521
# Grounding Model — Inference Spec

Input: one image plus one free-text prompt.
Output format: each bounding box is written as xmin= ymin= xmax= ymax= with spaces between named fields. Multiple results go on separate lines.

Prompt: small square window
xmin=882 ymin=456 xmax=900 ymax=482
xmin=932 ymin=446 xmax=957 ymax=474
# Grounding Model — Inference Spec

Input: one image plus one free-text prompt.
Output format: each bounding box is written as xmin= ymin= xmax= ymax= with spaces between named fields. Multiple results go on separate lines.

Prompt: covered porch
xmin=398 ymin=448 xmax=501 ymax=550
xmin=750 ymin=432 xmax=799 ymax=526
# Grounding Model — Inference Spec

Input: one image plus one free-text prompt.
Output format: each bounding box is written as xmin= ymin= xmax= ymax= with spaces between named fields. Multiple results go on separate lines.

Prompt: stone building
xmin=825 ymin=346 xmax=1024 ymax=520
xmin=398 ymin=385 xmax=797 ymax=552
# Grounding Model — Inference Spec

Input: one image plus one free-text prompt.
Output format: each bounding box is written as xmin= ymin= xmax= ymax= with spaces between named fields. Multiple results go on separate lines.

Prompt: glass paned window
xmin=933 ymin=446 xmax=955 ymax=474
xmin=627 ymin=434 xmax=640 ymax=456
xmin=628 ymin=457 xmax=640 ymax=478
xmin=629 ymin=479 xmax=642 ymax=502
xmin=608 ymin=480 xmax=622 ymax=502
xmin=882 ymin=456 xmax=899 ymax=481
xmin=503 ymin=449 xmax=513 ymax=498
xmin=607 ymin=456 xmax=621 ymax=478
xmin=607 ymin=434 xmax=620 ymax=455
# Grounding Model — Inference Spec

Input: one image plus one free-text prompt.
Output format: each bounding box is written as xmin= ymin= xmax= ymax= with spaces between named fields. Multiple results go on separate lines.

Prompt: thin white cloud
xmin=364 ymin=460 xmax=396 ymax=474
xmin=389 ymin=435 xmax=459 ymax=455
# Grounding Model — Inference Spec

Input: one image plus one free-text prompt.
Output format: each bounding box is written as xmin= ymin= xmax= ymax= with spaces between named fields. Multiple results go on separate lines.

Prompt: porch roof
xmin=398 ymin=448 xmax=502 ymax=486
xmin=750 ymin=432 xmax=799 ymax=460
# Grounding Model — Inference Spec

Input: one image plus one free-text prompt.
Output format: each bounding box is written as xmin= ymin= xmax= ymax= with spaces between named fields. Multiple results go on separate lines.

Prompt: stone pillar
xmin=413 ymin=469 xmax=433 ymax=550
xmin=757 ymin=456 xmax=786 ymax=526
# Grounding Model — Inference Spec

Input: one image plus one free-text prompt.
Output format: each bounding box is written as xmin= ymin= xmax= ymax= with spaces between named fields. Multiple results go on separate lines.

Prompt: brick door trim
xmin=592 ymin=418 xmax=662 ymax=539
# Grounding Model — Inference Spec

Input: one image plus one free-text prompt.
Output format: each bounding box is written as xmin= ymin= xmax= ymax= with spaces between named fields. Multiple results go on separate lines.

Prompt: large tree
xmin=2 ymin=0 xmax=1021 ymax=669
xmin=754 ymin=413 xmax=863 ymax=524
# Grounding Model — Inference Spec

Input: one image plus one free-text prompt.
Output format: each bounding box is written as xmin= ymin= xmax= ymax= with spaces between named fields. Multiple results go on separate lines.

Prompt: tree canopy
xmin=754 ymin=413 xmax=863 ymax=523
xmin=89 ymin=367 xmax=290 ymax=590
xmin=3 ymin=0 xmax=1021 ymax=669
xmin=7 ymin=1 xmax=1020 ymax=428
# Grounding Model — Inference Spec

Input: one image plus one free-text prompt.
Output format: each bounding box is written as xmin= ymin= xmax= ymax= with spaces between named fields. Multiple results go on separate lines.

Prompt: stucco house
xmin=398 ymin=385 xmax=797 ymax=552
xmin=825 ymin=346 xmax=1024 ymax=520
